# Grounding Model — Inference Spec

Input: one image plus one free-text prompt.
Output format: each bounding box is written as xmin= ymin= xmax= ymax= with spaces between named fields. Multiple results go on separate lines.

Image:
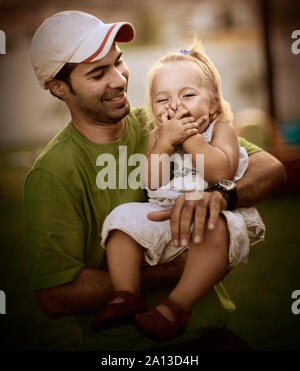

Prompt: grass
xmin=224 ymin=194 xmax=300 ymax=350
xmin=0 ymin=149 xmax=299 ymax=350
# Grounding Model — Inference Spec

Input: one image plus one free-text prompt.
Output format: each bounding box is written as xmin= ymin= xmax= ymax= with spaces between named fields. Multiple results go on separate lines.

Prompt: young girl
xmin=92 ymin=40 xmax=265 ymax=341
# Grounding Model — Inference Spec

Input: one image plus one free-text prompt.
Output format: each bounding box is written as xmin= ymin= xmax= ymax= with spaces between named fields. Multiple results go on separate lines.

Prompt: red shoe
xmin=91 ymin=291 xmax=146 ymax=331
xmin=135 ymin=298 xmax=191 ymax=341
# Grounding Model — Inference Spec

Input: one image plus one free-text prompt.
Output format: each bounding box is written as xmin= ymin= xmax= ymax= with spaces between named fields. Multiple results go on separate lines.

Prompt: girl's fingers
xmin=185 ymin=128 xmax=199 ymax=136
xmin=160 ymin=111 xmax=169 ymax=123
xmin=196 ymin=115 xmax=208 ymax=125
xmin=175 ymin=108 xmax=189 ymax=119
xmin=167 ymin=106 xmax=175 ymax=119
xmin=182 ymin=120 xmax=199 ymax=128
xmin=178 ymin=117 xmax=196 ymax=125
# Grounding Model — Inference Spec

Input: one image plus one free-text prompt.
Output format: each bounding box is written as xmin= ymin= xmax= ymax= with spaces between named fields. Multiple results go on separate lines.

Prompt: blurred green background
xmin=0 ymin=0 xmax=300 ymax=350
xmin=1 ymin=152 xmax=299 ymax=350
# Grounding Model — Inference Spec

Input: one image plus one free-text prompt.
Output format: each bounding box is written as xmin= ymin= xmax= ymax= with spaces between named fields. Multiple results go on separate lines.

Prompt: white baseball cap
xmin=31 ymin=10 xmax=135 ymax=88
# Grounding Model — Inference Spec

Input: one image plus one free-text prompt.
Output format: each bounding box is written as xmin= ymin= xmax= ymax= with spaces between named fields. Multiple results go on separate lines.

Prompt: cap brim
xmin=69 ymin=22 xmax=134 ymax=64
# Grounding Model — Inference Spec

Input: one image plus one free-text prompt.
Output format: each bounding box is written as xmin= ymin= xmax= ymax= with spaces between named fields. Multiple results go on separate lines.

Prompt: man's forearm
xmin=36 ymin=255 xmax=186 ymax=319
xmin=35 ymin=267 xmax=113 ymax=318
xmin=236 ymin=150 xmax=286 ymax=207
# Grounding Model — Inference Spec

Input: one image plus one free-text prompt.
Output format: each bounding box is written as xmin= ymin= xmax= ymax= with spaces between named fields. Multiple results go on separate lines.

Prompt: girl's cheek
xmin=153 ymin=109 xmax=162 ymax=123
xmin=154 ymin=106 xmax=164 ymax=118
xmin=157 ymin=112 xmax=165 ymax=123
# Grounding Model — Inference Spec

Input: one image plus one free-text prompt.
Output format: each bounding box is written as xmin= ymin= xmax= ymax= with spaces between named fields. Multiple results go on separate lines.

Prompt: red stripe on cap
xmin=83 ymin=23 xmax=118 ymax=63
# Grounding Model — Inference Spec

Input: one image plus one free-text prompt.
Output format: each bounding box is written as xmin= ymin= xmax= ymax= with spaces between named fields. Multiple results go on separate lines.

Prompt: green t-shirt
xmin=24 ymin=107 xmax=262 ymax=350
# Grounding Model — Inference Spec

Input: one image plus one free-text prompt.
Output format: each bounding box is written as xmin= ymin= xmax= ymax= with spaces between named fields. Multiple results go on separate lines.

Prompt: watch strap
xmin=212 ymin=182 xmax=238 ymax=210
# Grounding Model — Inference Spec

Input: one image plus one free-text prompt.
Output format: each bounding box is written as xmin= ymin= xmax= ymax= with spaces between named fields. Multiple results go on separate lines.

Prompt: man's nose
xmin=108 ymin=67 xmax=127 ymax=90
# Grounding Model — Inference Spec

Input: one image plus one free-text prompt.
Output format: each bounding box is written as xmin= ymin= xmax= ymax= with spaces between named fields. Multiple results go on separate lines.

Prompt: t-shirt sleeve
xmin=238 ymin=136 xmax=263 ymax=156
xmin=24 ymin=168 xmax=86 ymax=290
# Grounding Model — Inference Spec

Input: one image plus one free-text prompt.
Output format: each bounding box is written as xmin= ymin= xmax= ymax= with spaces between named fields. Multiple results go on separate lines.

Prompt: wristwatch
xmin=211 ymin=179 xmax=238 ymax=210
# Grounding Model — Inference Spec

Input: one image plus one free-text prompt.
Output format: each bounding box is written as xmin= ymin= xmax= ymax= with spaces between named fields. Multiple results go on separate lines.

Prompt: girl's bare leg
xmin=106 ymin=229 xmax=144 ymax=302
xmin=156 ymin=216 xmax=229 ymax=320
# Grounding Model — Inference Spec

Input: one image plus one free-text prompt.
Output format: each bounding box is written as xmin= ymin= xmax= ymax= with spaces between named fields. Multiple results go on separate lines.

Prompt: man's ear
xmin=45 ymin=79 xmax=68 ymax=99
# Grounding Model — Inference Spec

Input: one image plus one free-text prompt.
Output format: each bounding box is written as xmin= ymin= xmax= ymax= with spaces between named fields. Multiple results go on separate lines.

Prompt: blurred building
xmin=0 ymin=0 xmax=299 ymax=153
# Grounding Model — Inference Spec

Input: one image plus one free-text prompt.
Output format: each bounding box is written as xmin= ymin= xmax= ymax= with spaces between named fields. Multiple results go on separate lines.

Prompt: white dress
xmin=101 ymin=120 xmax=265 ymax=268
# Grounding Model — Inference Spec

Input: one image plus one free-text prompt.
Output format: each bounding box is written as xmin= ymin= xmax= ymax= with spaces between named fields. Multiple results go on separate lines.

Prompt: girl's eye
xmin=183 ymin=94 xmax=195 ymax=98
xmin=156 ymin=98 xmax=168 ymax=103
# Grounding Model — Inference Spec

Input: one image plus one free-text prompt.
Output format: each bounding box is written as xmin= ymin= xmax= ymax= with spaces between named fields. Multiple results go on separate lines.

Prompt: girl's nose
xmin=170 ymin=99 xmax=181 ymax=111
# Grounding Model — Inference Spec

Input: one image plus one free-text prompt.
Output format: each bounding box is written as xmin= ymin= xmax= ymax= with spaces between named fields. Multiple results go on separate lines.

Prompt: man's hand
xmin=147 ymin=149 xmax=286 ymax=246
xmin=147 ymin=191 xmax=228 ymax=247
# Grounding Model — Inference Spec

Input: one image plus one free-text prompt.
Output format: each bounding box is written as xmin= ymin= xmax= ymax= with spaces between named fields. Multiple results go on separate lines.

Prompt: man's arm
xmin=27 ymin=166 xmax=186 ymax=320
xmin=147 ymin=150 xmax=286 ymax=245
xmin=35 ymin=268 xmax=113 ymax=319
xmin=36 ymin=256 xmax=186 ymax=319
xmin=33 ymin=150 xmax=286 ymax=319
xmin=235 ymin=150 xmax=286 ymax=207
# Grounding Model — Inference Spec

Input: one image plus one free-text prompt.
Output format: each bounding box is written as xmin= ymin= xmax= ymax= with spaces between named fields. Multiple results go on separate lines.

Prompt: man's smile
xmin=102 ymin=92 xmax=127 ymax=106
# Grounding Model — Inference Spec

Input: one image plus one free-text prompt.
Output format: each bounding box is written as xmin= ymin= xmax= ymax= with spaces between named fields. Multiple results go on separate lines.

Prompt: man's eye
xmin=93 ymin=74 xmax=103 ymax=80
xmin=116 ymin=59 xmax=124 ymax=66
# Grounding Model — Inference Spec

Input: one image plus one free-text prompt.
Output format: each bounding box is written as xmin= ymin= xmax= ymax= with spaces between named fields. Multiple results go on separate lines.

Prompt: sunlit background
xmin=0 ymin=0 xmax=300 ymax=350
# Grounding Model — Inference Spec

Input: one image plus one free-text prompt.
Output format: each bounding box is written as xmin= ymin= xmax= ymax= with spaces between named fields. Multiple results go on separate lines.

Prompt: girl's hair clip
xmin=180 ymin=49 xmax=189 ymax=55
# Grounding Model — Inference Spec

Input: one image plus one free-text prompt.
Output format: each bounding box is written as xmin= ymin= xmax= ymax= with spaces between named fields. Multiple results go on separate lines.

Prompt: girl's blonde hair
xmin=146 ymin=39 xmax=233 ymax=128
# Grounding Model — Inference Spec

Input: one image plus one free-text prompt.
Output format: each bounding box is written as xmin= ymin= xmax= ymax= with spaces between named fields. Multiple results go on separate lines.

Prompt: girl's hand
xmin=157 ymin=105 xmax=199 ymax=146
xmin=180 ymin=115 xmax=209 ymax=147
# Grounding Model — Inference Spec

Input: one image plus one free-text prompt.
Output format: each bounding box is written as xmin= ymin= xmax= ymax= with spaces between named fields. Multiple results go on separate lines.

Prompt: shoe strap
xmin=158 ymin=298 xmax=191 ymax=326
xmin=112 ymin=290 xmax=142 ymax=303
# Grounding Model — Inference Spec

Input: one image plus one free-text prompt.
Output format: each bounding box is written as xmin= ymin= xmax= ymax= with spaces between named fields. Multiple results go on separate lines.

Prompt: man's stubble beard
xmin=76 ymin=95 xmax=131 ymax=125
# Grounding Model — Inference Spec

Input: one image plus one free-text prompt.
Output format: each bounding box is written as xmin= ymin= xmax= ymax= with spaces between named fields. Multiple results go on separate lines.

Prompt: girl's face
xmin=151 ymin=61 xmax=219 ymax=132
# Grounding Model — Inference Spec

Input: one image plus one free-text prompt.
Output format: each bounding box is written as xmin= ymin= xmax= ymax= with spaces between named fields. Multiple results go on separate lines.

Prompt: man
xmin=25 ymin=10 xmax=286 ymax=350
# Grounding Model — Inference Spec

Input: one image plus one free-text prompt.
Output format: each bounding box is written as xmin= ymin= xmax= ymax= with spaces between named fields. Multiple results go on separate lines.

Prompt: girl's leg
xmin=92 ymin=230 xmax=146 ymax=330
xmin=156 ymin=215 xmax=229 ymax=320
xmin=106 ymin=229 xmax=144 ymax=301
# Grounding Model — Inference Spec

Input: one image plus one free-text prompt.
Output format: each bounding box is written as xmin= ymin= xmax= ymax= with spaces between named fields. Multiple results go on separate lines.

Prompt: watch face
xmin=218 ymin=179 xmax=236 ymax=190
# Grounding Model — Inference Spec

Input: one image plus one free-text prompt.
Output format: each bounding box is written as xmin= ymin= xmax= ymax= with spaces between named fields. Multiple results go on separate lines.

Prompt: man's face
xmin=66 ymin=43 xmax=130 ymax=124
